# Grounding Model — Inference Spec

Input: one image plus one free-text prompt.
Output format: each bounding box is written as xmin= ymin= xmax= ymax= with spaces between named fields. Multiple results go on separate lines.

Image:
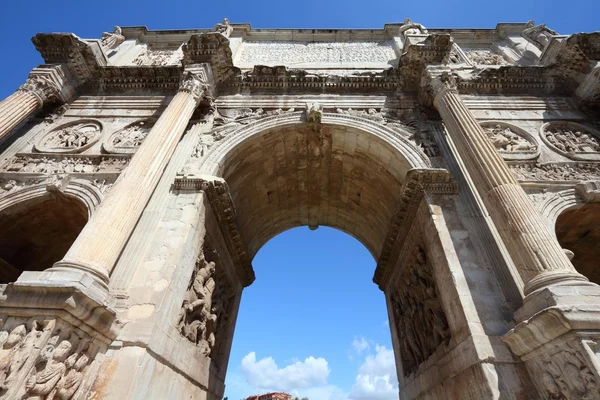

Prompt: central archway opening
xmin=224 ymin=226 xmax=398 ymax=400
xmin=0 ymin=192 xmax=88 ymax=284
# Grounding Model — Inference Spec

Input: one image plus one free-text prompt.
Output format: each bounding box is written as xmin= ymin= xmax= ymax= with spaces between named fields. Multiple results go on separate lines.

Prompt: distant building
xmin=243 ymin=392 xmax=292 ymax=400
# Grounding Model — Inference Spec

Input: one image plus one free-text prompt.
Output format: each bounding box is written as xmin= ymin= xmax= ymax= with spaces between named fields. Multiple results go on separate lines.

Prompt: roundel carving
xmin=34 ymin=120 xmax=102 ymax=154
xmin=541 ymin=121 xmax=600 ymax=161
xmin=102 ymin=119 xmax=155 ymax=154
xmin=480 ymin=121 xmax=539 ymax=160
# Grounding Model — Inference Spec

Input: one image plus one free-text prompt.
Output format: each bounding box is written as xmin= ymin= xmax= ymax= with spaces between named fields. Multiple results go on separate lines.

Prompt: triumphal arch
xmin=0 ymin=18 xmax=599 ymax=399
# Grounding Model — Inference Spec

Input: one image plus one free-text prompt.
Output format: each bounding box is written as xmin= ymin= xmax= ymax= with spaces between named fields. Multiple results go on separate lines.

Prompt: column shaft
xmin=0 ymin=91 xmax=42 ymax=142
xmin=434 ymin=86 xmax=587 ymax=294
xmin=53 ymin=75 xmax=208 ymax=288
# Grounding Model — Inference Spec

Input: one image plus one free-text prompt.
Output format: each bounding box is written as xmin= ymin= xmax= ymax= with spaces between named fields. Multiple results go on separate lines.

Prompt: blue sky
xmin=1 ymin=1 xmax=598 ymax=399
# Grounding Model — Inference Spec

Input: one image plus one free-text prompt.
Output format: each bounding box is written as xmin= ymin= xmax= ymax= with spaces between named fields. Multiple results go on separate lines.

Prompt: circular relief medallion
xmin=541 ymin=121 xmax=600 ymax=161
xmin=102 ymin=119 xmax=155 ymax=154
xmin=480 ymin=121 xmax=540 ymax=160
xmin=34 ymin=120 xmax=102 ymax=154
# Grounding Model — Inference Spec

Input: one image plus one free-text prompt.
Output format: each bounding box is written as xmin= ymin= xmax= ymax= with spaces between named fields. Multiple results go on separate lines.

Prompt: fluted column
xmin=0 ymin=75 xmax=59 ymax=141
xmin=50 ymin=70 xmax=212 ymax=289
xmin=431 ymin=75 xmax=591 ymax=295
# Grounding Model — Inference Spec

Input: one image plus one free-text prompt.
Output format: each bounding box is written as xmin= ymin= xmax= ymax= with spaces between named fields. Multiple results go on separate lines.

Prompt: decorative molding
xmin=173 ymin=175 xmax=255 ymax=287
xmin=4 ymin=153 xmax=129 ymax=175
xmin=373 ymin=168 xmax=458 ymax=289
xmin=33 ymin=120 xmax=102 ymax=154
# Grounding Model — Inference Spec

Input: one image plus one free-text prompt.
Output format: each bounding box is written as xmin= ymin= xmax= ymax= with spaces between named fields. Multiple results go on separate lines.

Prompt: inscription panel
xmin=235 ymin=41 xmax=398 ymax=68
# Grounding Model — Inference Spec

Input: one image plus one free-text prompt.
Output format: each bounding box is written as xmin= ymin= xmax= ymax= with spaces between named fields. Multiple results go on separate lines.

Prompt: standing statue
xmin=101 ymin=26 xmax=125 ymax=50
xmin=399 ymin=18 xmax=428 ymax=37
xmin=214 ymin=18 xmax=233 ymax=38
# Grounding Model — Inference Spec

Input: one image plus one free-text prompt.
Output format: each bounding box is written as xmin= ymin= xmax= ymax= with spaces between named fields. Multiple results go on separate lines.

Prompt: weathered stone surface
xmin=0 ymin=20 xmax=599 ymax=400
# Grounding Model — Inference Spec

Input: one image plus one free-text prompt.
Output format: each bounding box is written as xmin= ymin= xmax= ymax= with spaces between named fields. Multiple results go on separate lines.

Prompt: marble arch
xmin=0 ymin=19 xmax=600 ymax=400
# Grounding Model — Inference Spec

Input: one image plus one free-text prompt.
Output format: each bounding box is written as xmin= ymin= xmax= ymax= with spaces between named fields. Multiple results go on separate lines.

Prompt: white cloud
xmin=241 ymin=352 xmax=330 ymax=391
xmin=348 ymin=345 xmax=398 ymax=400
xmin=351 ymin=337 xmax=370 ymax=354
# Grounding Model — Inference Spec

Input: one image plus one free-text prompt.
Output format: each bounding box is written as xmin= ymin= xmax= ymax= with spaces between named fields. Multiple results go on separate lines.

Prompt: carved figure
xmin=43 ymin=123 xmax=100 ymax=150
xmin=523 ymin=24 xmax=557 ymax=50
xmin=0 ymin=325 xmax=27 ymax=389
xmin=306 ymin=102 xmax=322 ymax=124
xmin=483 ymin=124 xmax=536 ymax=152
xmin=544 ymin=125 xmax=600 ymax=153
xmin=54 ymin=353 xmax=89 ymax=400
xmin=391 ymin=247 xmax=450 ymax=376
xmin=465 ymin=50 xmax=507 ymax=65
xmin=178 ymin=260 xmax=217 ymax=344
xmin=112 ymin=121 xmax=152 ymax=148
xmin=214 ymin=18 xmax=232 ymax=38
xmin=398 ymin=18 xmax=428 ymax=37
xmin=24 ymin=340 xmax=72 ymax=399
xmin=101 ymin=26 xmax=125 ymax=50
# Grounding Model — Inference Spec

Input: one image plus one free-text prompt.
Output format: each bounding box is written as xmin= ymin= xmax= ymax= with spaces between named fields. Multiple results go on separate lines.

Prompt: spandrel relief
xmin=102 ymin=119 xmax=155 ymax=154
xmin=390 ymin=247 xmax=450 ymax=377
xmin=34 ymin=120 xmax=102 ymax=154
xmin=541 ymin=122 xmax=600 ymax=161
xmin=480 ymin=121 xmax=539 ymax=160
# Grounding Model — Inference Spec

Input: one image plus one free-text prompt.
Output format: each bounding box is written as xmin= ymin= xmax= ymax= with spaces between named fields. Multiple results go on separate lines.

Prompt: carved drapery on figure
xmin=0 ymin=317 xmax=101 ymax=400
xmin=480 ymin=122 xmax=539 ymax=160
xmin=465 ymin=49 xmax=508 ymax=65
xmin=178 ymin=239 xmax=235 ymax=360
xmin=101 ymin=26 xmax=125 ymax=51
xmin=213 ymin=18 xmax=232 ymax=38
xmin=390 ymin=246 xmax=450 ymax=377
xmin=522 ymin=23 xmax=557 ymax=50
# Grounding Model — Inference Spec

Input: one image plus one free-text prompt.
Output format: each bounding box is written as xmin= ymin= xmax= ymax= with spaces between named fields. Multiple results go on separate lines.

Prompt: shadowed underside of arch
xmin=200 ymin=115 xmax=429 ymax=260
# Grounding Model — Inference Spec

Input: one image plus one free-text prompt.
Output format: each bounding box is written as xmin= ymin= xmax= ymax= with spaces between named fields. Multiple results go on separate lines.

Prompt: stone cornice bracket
xmin=173 ymin=174 xmax=255 ymax=287
xmin=182 ymin=33 xmax=236 ymax=84
xmin=17 ymin=74 xmax=60 ymax=107
xmin=373 ymin=168 xmax=458 ymax=290
xmin=398 ymin=33 xmax=453 ymax=89
xmin=31 ymin=33 xmax=106 ymax=86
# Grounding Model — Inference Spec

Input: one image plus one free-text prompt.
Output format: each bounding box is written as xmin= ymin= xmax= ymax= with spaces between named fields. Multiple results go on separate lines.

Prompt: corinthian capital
xmin=419 ymin=69 xmax=460 ymax=106
xmin=18 ymin=75 xmax=60 ymax=107
xmin=179 ymin=71 xmax=210 ymax=104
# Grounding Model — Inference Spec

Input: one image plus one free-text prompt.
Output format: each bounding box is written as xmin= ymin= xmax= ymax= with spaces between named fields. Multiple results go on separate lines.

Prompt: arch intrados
xmin=198 ymin=112 xmax=431 ymax=260
xmin=198 ymin=112 xmax=431 ymax=177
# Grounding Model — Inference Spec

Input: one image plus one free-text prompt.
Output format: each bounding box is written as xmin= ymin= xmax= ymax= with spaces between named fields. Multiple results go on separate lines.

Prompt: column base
xmin=523 ymin=269 xmax=593 ymax=296
xmin=48 ymin=259 xmax=111 ymax=291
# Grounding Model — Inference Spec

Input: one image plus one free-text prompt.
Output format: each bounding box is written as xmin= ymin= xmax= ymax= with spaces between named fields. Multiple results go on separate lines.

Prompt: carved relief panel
xmin=526 ymin=337 xmax=600 ymax=399
xmin=177 ymin=236 xmax=235 ymax=370
xmin=102 ymin=119 xmax=155 ymax=154
xmin=389 ymin=245 xmax=450 ymax=377
xmin=33 ymin=120 xmax=102 ymax=154
xmin=480 ymin=121 xmax=539 ymax=160
xmin=541 ymin=121 xmax=600 ymax=161
xmin=0 ymin=316 xmax=104 ymax=399
xmin=463 ymin=48 xmax=508 ymax=65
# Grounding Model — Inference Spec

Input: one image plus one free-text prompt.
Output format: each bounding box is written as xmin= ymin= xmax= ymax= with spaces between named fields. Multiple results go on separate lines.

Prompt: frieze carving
xmin=18 ymin=75 xmax=60 ymax=107
xmin=132 ymin=47 xmax=183 ymax=66
xmin=509 ymin=162 xmax=600 ymax=182
xmin=102 ymin=120 xmax=155 ymax=154
xmin=526 ymin=338 xmax=600 ymax=399
xmin=390 ymin=246 xmax=450 ymax=377
xmin=34 ymin=120 xmax=102 ymax=154
xmin=465 ymin=49 xmax=508 ymax=65
xmin=480 ymin=122 xmax=539 ymax=160
xmin=236 ymin=41 xmax=398 ymax=67
xmin=178 ymin=243 xmax=235 ymax=359
xmin=5 ymin=155 xmax=129 ymax=174
xmin=0 ymin=317 xmax=103 ymax=399
xmin=541 ymin=122 xmax=600 ymax=161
